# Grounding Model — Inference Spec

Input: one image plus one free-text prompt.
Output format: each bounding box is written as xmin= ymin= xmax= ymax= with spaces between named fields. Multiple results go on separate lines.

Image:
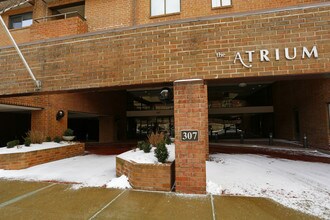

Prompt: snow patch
xmin=0 ymin=142 xmax=71 ymax=154
xmin=0 ymin=154 xmax=117 ymax=187
xmin=206 ymin=180 xmax=222 ymax=195
xmin=207 ymin=154 xmax=330 ymax=219
xmin=106 ymin=175 xmax=132 ymax=189
xmin=117 ymin=144 xmax=175 ymax=164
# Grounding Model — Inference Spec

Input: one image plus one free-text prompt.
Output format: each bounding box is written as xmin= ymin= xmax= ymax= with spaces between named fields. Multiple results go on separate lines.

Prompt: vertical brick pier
xmin=174 ymin=79 xmax=209 ymax=194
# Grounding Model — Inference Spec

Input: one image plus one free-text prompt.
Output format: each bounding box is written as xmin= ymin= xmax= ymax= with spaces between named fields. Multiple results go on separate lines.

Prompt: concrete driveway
xmin=0 ymin=180 xmax=318 ymax=220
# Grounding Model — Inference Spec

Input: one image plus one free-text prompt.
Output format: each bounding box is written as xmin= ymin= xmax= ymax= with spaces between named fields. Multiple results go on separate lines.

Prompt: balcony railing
xmin=34 ymin=11 xmax=86 ymax=23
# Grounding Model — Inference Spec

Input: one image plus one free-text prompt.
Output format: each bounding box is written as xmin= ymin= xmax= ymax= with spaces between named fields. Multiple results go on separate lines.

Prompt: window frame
xmin=150 ymin=0 xmax=181 ymax=18
xmin=8 ymin=12 xmax=33 ymax=29
xmin=211 ymin=0 xmax=233 ymax=9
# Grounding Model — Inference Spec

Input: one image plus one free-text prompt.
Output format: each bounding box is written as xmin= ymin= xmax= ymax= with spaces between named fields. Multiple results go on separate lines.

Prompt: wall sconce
xmin=56 ymin=110 xmax=65 ymax=121
xmin=159 ymin=87 xmax=173 ymax=103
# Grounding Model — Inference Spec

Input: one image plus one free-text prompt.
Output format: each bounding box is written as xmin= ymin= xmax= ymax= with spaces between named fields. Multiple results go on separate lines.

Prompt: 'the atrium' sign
xmin=216 ymin=46 xmax=318 ymax=68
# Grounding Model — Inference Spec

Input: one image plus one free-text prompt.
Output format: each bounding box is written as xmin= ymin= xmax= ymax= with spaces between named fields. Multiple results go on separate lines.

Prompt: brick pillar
xmin=33 ymin=0 xmax=51 ymax=21
xmin=174 ymin=79 xmax=208 ymax=194
xmin=31 ymin=108 xmax=67 ymax=138
xmin=99 ymin=116 xmax=116 ymax=143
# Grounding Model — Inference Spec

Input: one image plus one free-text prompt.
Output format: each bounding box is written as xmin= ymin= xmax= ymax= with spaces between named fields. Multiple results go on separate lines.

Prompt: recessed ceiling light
xmin=238 ymin=83 xmax=247 ymax=87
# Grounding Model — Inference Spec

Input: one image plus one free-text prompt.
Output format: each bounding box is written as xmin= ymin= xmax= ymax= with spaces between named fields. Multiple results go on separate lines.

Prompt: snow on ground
xmin=207 ymin=154 xmax=330 ymax=219
xmin=1 ymin=144 xmax=329 ymax=218
xmin=0 ymin=154 xmax=130 ymax=189
xmin=118 ymin=143 xmax=175 ymax=164
xmin=0 ymin=142 xmax=71 ymax=154
xmin=106 ymin=175 xmax=132 ymax=189
xmin=212 ymin=143 xmax=330 ymax=158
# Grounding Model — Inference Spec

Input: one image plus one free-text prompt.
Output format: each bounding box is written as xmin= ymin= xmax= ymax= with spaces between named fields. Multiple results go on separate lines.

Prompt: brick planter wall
xmin=116 ymin=157 xmax=175 ymax=191
xmin=0 ymin=143 xmax=85 ymax=170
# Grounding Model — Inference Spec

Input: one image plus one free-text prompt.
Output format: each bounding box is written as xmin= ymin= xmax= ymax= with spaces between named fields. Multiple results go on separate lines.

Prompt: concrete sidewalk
xmin=0 ymin=180 xmax=318 ymax=220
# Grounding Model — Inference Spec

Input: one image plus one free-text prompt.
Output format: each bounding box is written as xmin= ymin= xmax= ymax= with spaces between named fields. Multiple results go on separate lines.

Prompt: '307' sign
xmin=181 ymin=130 xmax=199 ymax=142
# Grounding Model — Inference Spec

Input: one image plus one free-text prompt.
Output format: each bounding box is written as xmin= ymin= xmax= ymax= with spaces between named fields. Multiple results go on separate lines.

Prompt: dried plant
xmin=26 ymin=130 xmax=45 ymax=144
xmin=147 ymin=132 xmax=165 ymax=147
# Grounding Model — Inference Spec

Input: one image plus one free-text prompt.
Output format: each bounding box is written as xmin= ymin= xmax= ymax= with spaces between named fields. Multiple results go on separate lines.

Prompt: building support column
xmin=33 ymin=0 xmax=51 ymax=21
xmin=31 ymin=108 xmax=67 ymax=138
xmin=99 ymin=116 xmax=116 ymax=143
xmin=174 ymin=79 xmax=209 ymax=194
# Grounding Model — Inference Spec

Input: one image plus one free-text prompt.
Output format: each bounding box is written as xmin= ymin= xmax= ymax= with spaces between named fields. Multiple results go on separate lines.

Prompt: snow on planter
xmin=0 ymin=142 xmax=85 ymax=170
xmin=117 ymin=144 xmax=175 ymax=164
xmin=116 ymin=144 xmax=175 ymax=191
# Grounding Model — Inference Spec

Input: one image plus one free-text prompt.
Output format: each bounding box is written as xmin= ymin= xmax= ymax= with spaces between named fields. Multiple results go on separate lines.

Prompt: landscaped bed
xmin=0 ymin=142 xmax=85 ymax=170
xmin=116 ymin=144 xmax=175 ymax=191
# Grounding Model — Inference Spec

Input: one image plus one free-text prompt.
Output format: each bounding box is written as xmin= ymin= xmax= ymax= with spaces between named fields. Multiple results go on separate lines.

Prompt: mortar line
xmin=89 ymin=190 xmax=127 ymax=220
xmin=210 ymin=194 xmax=216 ymax=220
xmin=0 ymin=183 xmax=57 ymax=208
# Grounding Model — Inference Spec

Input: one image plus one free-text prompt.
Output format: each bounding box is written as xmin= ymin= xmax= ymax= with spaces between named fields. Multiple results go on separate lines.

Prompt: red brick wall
xmin=134 ymin=0 xmax=327 ymax=26
xmin=85 ymin=0 xmax=134 ymax=31
xmin=31 ymin=17 xmax=88 ymax=40
xmin=116 ymin=157 xmax=175 ymax=191
xmin=0 ymin=95 xmax=48 ymax=108
xmin=0 ymin=2 xmax=87 ymax=47
xmin=1 ymin=1 xmax=327 ymax=46
xmin=0 ymin=7 xmax=33 ymax=46
xmin=174 ymin=79 xmax=208 ymax=194
xmin=85 ymin=0 xmax=327 ymax=31
xmin=0 ymin=5 xmax=328 ymax=95
xmin=0 ymin=143 xmax=85 ymax=170
xmin=0 ymin=91 xmax=127 ymax=139
xmin=48 ymin=0 xmax=84 ymax=8
xmin=33 ymin=0 xmax=52 ymax=20
xmin=273 ymin=79 xmax=330 ymax=150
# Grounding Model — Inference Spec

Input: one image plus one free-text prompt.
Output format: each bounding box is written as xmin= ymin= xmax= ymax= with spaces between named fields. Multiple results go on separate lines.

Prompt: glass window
xmin=151 ymin=0 xmax=180 ymax=16
xmin=212 ymin=0 xmax=232 ymax=8
xmin=9 ymin=12 xmax=33 ymax=29
xmin=166 ymin=0 xmax=180 ymax=14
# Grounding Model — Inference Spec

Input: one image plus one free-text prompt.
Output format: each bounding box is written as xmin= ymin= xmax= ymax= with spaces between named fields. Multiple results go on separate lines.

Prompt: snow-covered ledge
xmin=116 ymin=144 xmax=175 ymax=192
xmin=0 ymin=142 xmax=85 ymax=170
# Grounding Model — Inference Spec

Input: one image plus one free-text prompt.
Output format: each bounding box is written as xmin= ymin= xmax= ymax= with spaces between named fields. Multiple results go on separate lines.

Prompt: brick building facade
xmin=0 ymin=0 xmax=329 ymax=194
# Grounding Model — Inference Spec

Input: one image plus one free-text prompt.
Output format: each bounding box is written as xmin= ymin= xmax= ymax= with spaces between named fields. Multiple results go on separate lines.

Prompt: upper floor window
xmin=151 ymin=0 xmax=180 ymax=17
xmin=9 ymin=12 xmax=33 ymax=29
xmin=212 ymin=0 xmax=232 ymax=8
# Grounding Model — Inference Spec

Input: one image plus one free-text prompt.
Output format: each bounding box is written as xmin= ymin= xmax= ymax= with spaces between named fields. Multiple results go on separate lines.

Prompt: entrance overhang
xmin=0 ymin=103 xmax=42 ymax=112
xmin=127 ymin=110 xmax=174 ymax=117
xmin=209 ymin=106 xmax=274 ymax=115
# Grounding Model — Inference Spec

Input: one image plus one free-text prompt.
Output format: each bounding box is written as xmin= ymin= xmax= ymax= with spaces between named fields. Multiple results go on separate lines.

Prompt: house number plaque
xmin=181 ymin=130 xmax=199 ymax=142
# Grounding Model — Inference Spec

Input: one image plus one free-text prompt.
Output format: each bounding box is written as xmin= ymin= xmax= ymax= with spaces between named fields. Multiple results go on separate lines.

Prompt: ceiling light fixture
xmin=238 ymin=83 xmax=247 ymax=88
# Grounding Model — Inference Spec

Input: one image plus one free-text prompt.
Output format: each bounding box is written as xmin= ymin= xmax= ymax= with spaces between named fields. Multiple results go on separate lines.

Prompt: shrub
xmin=137 ymin=141 xmax=145 ymax=150
xmin=137 ymin=141 xmax=152 ymax=153
xmin=147 ymin=132 xmax=165 ymax=147
xmin=154 ymin=141 xmax=169 ymax=163
xmin=46 ymin=136 xmax=52 ymax=142
xmin=143 ymin=142 xmax=152 ymax=153
xmin=63 ymin=129 xmax=74 ymax=136
xmin=24 ymin=137 xmax=31 ymax=147
xmin=26 ymin=130 xmax=45 ymax=144
xmin=7 ymin=140 xmax=20 ymax=148
xmin=53 ymin=136 xmax=61 ymax=143
xmin=165 ymin=135 xmax=172 ymax=145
